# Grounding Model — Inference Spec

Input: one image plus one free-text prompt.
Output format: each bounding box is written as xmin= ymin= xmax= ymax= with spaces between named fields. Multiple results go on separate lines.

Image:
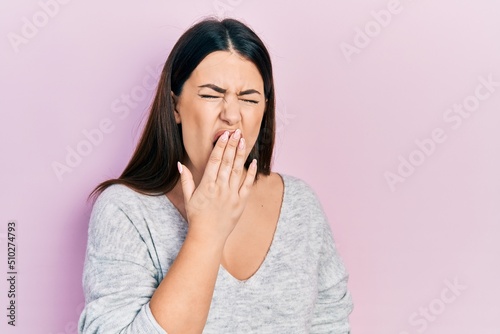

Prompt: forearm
xmin=149 ymin=228 xmax=226 ymax=334
xmin=149 ymin=130 xmax=255 ymax=333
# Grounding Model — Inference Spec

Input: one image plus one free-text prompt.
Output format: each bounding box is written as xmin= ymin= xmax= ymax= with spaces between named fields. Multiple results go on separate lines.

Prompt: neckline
xmin=161 ymin=172 xmax=287 ymax=285
xmin=221 ymin=172 xmax=286 ymax=285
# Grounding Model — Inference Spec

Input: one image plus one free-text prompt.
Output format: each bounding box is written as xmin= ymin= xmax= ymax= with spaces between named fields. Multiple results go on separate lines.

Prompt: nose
xmin=220 ymin=95 xmax=241 ymax=125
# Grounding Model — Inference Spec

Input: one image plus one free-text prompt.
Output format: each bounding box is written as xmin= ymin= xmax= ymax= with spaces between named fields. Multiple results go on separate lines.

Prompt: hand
xmin=177 ymin=129 xmax=257 ymax=242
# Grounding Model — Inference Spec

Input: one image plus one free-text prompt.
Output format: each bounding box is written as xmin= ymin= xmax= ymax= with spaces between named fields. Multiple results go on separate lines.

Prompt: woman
xmin=78 ymin=17 xmax=353 ymax=334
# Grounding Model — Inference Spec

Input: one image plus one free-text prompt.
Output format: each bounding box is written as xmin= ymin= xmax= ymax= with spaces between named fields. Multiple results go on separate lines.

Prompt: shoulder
xmin=91 ymin=184 xmax=141 ymax=218
xmin=88 ymin=184 xmax=169 ymax=232
xmin=279 ymin=172 xmax=331 ymax=226
xmin=87 ymin=185 xmax=140 ymax=233
xmin=276 ymin=173 xmax=334 ymax=249
xmin=95 ymin=183 xmax=139 ymax=204
xmin=86 ymin=184 xmax=183 ymax=258
xmin=278 ymin=172 xmax=322 ymax=206
xmin=266 ymin=172 xmax=328 ymax=226
xmin=258 ymin=172 xmax=316 ymax=196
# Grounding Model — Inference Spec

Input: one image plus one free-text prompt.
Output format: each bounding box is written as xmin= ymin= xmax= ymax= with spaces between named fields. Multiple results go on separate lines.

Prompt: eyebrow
xmin=198 ymin=83 xmax=261 ymax=96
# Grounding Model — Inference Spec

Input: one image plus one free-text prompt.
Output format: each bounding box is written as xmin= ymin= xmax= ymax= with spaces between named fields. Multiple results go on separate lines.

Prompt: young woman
xmin=78 ymin=17 xmax=353 ymax=334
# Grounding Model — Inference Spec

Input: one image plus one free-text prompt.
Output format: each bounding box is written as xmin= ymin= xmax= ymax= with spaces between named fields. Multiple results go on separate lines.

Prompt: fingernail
xmin=238 ymin=138 xmax=245 ymax=150
xmin=221 ymin=131 xmax=229 ymax=142
xmin=177 ymin=161 xmax=183 ymax=174
xmin=251 ymin=159 xmax=257 ymax=170
xmin=234 ymin=129 xmax=241 ymax=140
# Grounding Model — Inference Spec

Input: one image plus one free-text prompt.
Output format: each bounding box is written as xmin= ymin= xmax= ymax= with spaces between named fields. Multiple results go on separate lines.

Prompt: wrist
xmin=185 ymin=224 xmax=228 ymax=251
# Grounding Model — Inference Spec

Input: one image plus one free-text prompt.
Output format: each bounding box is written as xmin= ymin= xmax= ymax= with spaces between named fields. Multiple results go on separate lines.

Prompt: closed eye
xmin=199 ymin=94 xmax=221 ymax=99
xmin=240 ymin=99 xmax=259 ymax=104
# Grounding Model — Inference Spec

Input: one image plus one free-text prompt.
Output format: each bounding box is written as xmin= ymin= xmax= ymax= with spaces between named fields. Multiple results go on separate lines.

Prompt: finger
xmin=229 ymin=136 xmax=247 ymax=190
xmin=178 ymin=162 xmax=195 ymax=204
xmin=217 ymin=129 xmax=241 ymax=185
xmin=203 ymin=130 xmax=229 ymax=183
xmin=238 ymin=158 xmax=257 ymax=199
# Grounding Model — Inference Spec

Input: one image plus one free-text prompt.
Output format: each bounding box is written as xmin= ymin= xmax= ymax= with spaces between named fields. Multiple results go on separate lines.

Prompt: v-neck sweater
xmin=78 ymin=173 xmax=353 ymax=333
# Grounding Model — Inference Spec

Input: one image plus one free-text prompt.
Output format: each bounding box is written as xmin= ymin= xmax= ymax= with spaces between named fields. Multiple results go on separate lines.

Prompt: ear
xmin=171 ymin=91 xmax=181 ymax=124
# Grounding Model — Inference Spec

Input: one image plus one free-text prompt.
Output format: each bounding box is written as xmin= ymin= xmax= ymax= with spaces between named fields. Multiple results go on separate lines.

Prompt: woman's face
xmin=172 ymin=50 xmax=266 ymax=177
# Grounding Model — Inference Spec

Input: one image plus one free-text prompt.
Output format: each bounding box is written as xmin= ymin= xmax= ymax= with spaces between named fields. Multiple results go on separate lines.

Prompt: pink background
xmin=1 ymin=0 xmax=499 ymax=333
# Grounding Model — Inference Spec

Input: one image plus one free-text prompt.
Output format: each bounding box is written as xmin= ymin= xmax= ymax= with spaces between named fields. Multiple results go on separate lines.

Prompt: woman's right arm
xmin=149 ymin=130 xmax=255 ymax=334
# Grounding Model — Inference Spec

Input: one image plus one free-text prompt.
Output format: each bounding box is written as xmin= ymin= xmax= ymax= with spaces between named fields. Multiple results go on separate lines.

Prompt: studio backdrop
xmin=1 ymin=0 xmax=499 ymax=333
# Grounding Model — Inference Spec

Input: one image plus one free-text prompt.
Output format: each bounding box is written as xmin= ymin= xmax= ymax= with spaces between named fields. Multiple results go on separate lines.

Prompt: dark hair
xmin=88 ymin=17 xmax=276 ymax=202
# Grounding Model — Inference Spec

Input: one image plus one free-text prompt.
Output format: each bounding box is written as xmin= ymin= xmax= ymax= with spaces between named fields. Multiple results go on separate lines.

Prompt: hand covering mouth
xmin=212 ymin=130 xmax=238 ymax=146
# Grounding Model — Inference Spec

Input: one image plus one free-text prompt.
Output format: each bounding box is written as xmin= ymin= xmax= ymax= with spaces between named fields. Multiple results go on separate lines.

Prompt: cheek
xmin=182 ymin=126 xmax=204 ymax=150
xmin=180 ymin=116 xmax=213 ymax=161
xmin=246 ymin=113 xmax=266 ymax=145
xmin=179 ymin=104 xmax=209 ymax=139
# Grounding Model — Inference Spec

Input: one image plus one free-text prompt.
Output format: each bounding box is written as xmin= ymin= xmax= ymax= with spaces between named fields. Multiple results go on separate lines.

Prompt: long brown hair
xmin=87 ymin=18 xmax=276 ymax=203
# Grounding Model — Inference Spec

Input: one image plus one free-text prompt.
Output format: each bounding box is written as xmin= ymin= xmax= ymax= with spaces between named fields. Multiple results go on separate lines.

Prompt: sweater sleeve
xmin=78 ymin=189 xmax=168 ymax=334
xmin=308 ymin=192 xmax=353 ymax=333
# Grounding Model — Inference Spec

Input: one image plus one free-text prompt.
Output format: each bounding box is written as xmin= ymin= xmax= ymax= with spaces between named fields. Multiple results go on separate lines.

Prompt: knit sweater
xmin=78 ymin=173 xmax=353 ymax=333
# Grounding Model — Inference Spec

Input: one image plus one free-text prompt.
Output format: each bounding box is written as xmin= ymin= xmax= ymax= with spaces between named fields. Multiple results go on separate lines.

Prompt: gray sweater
xmin=78 ymin=173 xmax=353 ymax=333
